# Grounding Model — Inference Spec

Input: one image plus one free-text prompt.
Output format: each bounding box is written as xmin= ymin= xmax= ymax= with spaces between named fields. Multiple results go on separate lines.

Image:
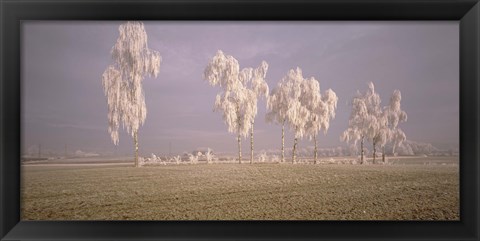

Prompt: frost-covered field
xmin=21 ymin=156 xmax=459 ymax=220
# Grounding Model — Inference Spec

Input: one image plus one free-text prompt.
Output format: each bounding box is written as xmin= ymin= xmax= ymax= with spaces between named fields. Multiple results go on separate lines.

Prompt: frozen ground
xmin=21 ymin=156 xmax=459 ymax=221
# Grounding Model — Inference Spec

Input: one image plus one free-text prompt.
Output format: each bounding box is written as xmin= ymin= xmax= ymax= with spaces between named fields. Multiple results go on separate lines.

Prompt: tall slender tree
xmin=341 ymin=82 xmax=380 ymax=164
xmin=102 ymin=21 xmax=161 ymax=167
xmin=281 ymin=68 xmax=311 ymax=163
xmin=383 ymin=90 xmax=408 ymax=160
xmin=204 ymin=50 xmax=268 ymax=164
xmin=302 ymin=77 xmax=322 ymax=162
xmin=266 ymin=82 xmax=290 ymax=162
xmin=245 ymin=63 xmax=269 ymax=164
xmin=364 ymin=82 xmax=384 ymax=164
xmin=303 ymin=81 xmax=338 ymax=164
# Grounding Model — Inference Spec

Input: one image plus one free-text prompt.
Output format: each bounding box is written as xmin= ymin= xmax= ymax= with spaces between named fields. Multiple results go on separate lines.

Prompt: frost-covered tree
xmin=257 ymin=152 xmax=268 ymax=163
xmin=368 ymin=117 xmax=388 ymax=164
xmin=173 ymin=155 xmax=181 ymax=164
xmin=341 ymin=97 xmax=365 ymax=163
xmin=363 ymin=82 xmax=385 ymax=164
xmin=102 ymin=21 xmax=161 ymax=167
xmin=373 ymin=113 xmax=390 ymax=163
xmin=188 ymin=153 xmax=200 ymax=164
xmin=205 ymin=148 xmax=215 ymax=164
xmin=266 ymin=81 xmax=291 ymax=162
xmin=281 ymin=68 xmax=312 ymax=163
xmin=384 ymin=90 xmax=408 ymax=159
xmin=341 ymin=82 xmax=381 ymax=164
xmin=342 ymin=83 xmax=406 ymax=164
xmin=245 ymin=62 xmax=269 ymax=164
xmin=204 ymin=50 xmax=268 ymax=164
xmin=302 ymin=78 xmax=338 ymax=164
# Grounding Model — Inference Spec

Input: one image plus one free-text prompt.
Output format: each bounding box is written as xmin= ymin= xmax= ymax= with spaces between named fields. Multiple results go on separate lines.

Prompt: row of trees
xmin=203 ymin=51 xmax=407 ymax=165
xmin=101 ymin=22 xmax=407 ymax=167
xmin=204 ymin=51 xmax=338 ymax=164
xmin=341 ymin=82 xmax=407 ymax=164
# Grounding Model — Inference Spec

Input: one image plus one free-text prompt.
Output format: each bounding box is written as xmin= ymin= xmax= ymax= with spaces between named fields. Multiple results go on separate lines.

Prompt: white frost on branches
xmin=173 ymin=155 xmax=181 ymax=164
xmin=273 ymin=67 xmax=337 ymax=163
xmin=384 ymin=90 xmax=408 ymax=155
xmin=102 ymin=22 xmax=161 ymax=145
xmin=302 ymin=77 xmax=338 ymax=163
xmin=341 ymin=82 xmax=382 ymax=163
xmin=204 ymin=50 xmax=268 ymax=163
xmin=266 ymin=82 xmax=290 ymax=125
xmin=257 ymin=152 xmax=268 ymax=163
xmin=283 ymin=68 xmax=311 ymax=140
xmin=188 ymin=152 xmax=201 ymax=164
xmin=281 ymin=68 xmax=311 ymax=163
xmin=364 ymin=82 xmax=387 ymax=163
xmin=246 ymin=61 xmax=269 ymax=164
xmin=205 ymin=148 xmax=215 ymax=164
xmin=266 ymin=78 xmax=291 ymax=162
xmin=342 ymin=82 xmax=408 ymax=163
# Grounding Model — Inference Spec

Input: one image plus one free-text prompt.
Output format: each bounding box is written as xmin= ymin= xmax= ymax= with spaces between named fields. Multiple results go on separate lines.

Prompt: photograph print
xmin=21 ymin=21 xmax=459 ymax=220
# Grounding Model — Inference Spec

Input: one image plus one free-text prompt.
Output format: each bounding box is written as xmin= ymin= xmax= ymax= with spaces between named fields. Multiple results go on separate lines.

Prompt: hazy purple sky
xmin=22 ymin=21 xmax=459 ymax=156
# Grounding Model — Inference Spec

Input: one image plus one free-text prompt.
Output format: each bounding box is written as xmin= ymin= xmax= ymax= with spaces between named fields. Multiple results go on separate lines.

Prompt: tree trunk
xmin=392 ymin=142 xmax=397 ymax=156
xmin=382 ymin=146 xmax=385 ymax=163
xmin=360 ymin=137 xmax=364 ymax=164
xmin=237 ymin=107 xmax=241 ymax=164
xmin=134 ymin=131 xmax=139 ymax=167
xmin=314 ymin=134 xmax=317 ymax=164
xmin=373 ymin=143 xmax=376 ymax=164
xmin=281 ymin=121 xmax=285 ymax=163
xmin=293 ymin=137 xmax=298 ymax=164
xmin=238 ymin=133 xmax=242 ymax=164
xmin=293 ymin=126 xmax=298 ymax=163
xmin=250 ymin=122 xmax=254 ymax=164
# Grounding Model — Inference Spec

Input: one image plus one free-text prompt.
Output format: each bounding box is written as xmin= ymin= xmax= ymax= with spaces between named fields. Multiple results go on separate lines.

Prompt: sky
xmin=21 ymin=21 xmax=459 ymax=156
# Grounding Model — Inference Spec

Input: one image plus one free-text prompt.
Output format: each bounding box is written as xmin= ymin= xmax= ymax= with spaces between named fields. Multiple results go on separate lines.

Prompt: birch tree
xmin=282 ymin=68 xmax=311 ymax=163
xmin=203 ymin=50 xmax=268 ymax=163
xmin=301 ymin=77 xmax=322 ymax=163
xmin=205 ymin=148 xmax=215 ymax=164
xmin=341 ymin=82 xmax=379 ymax=164
xmin=384 ymin=90 xmax=408 ymax=159
xmin=266 ymin=82 xmax=290 ymax=162
xmin=364 ymin=82 xmax=384 ymax=164
xmin=245 ymin=62 xmax=269 ymax=164
xmin=102 ymin=21 xmax=161 ymax=167
xmin=303 ymin=80 xmax=338 ymax=164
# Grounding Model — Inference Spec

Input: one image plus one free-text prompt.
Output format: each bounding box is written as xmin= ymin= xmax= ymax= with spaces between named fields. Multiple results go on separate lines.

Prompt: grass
xmin=21 ymin=162 xmax=459 ymax=220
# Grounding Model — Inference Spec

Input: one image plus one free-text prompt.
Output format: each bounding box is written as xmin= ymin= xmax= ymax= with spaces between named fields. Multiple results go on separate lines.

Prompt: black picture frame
xmin=1 ymin=0 xmax=479 ymax=240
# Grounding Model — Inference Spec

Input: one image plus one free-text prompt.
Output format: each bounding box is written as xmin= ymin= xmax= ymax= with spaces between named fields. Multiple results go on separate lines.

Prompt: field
xmin=21 ymin=157 xmax=459 ymax=220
